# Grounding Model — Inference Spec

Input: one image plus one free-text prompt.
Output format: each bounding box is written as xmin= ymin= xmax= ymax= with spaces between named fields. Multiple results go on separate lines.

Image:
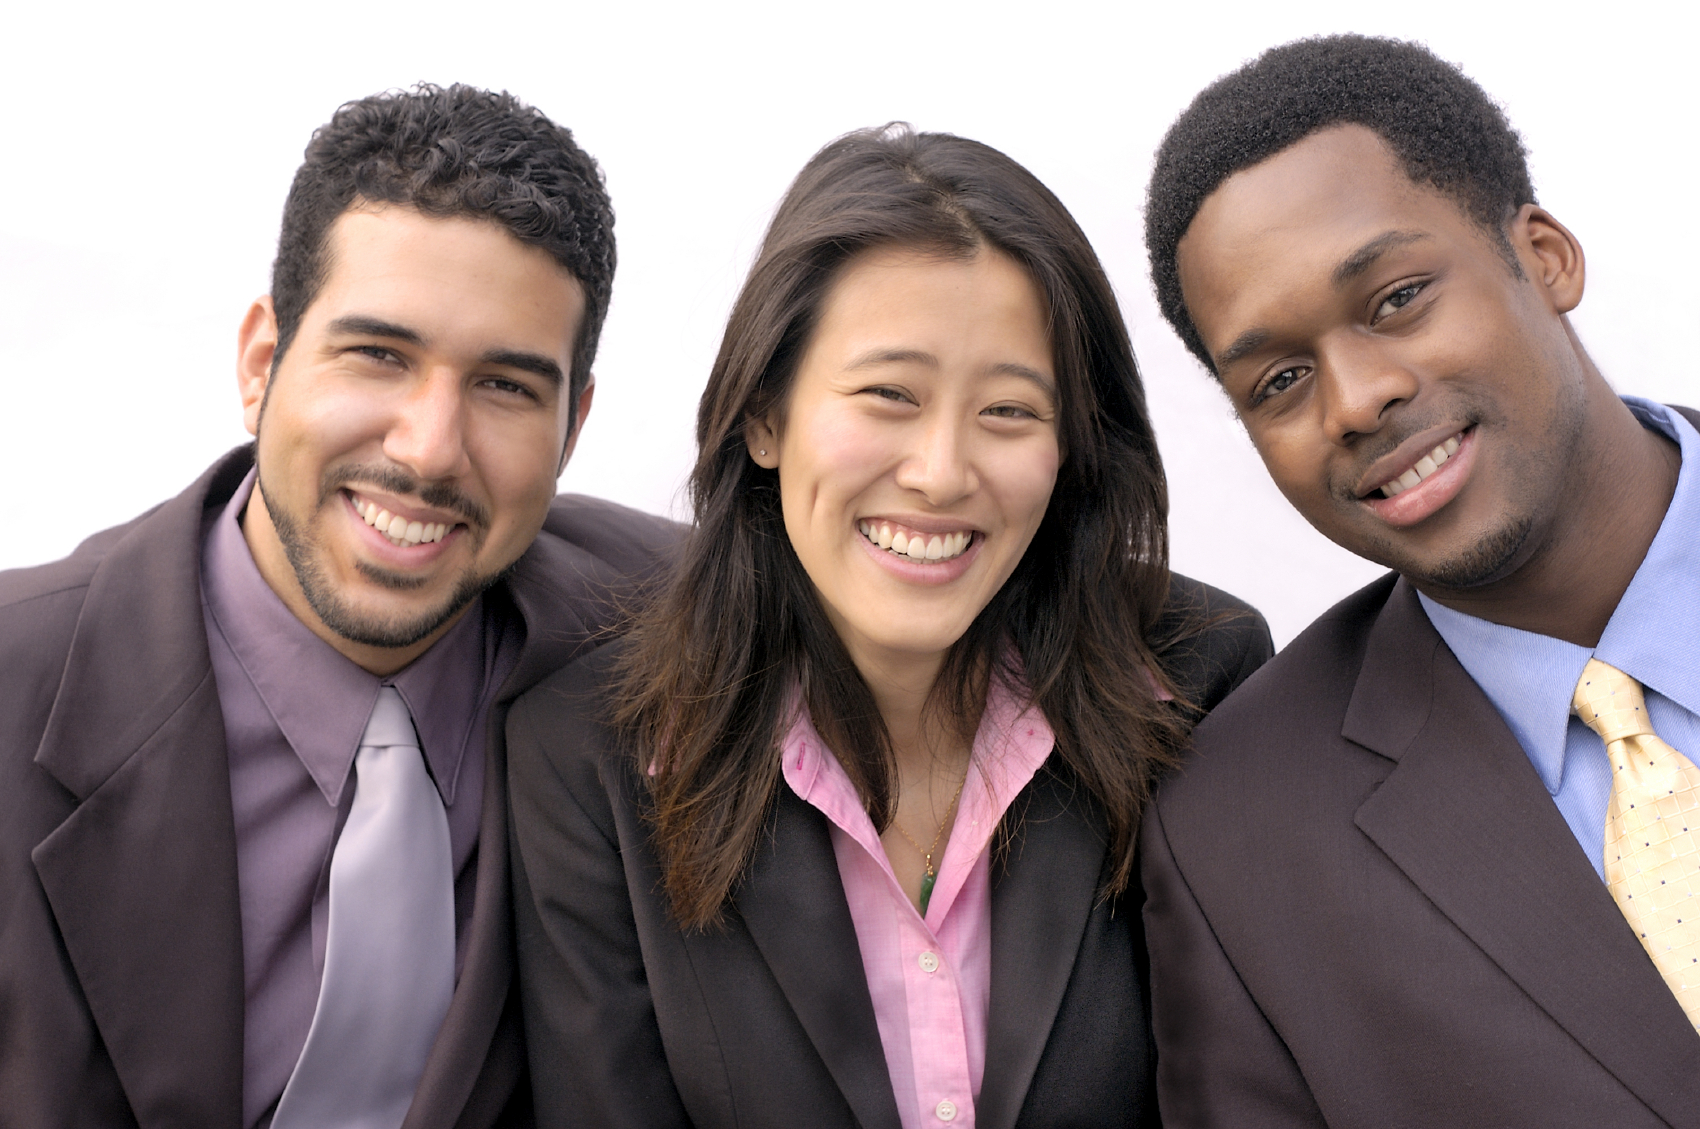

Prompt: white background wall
xmin=1 ymin=0 xmax=1689 ymax=645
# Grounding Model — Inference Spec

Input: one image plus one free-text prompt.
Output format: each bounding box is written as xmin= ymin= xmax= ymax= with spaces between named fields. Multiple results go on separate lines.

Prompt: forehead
xmin=1175 ymin=125 xmax=1477 ymax=350
xmin=312 ymin=206 xmax=584 ymax=335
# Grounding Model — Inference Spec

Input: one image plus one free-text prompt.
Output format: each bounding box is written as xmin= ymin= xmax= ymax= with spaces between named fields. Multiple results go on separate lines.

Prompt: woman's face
xmin=748 ymin=245 xmax=1060 ymax=679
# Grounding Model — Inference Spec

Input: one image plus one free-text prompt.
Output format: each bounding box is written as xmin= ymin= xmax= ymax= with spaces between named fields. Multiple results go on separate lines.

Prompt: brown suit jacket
xmin=508 ymin=576 xmax=1272 ymax=1129
xmin=1143 ymin=564 xmax=1700 ymax=1126
xmin=0 ymin=446 xmax=679 ymax=1129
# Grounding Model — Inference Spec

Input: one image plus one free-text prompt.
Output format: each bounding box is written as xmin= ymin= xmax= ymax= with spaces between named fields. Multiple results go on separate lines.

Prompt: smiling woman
xmin=505 ymin=125 xmax=1273 ymax=1129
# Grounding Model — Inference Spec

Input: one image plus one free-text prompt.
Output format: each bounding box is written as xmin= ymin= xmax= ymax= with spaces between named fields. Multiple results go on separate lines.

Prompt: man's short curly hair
xmin=271 ymin=83 xmax=615 ymax=413
xmin=1145 ymin=35 xmax=1535 ymax=372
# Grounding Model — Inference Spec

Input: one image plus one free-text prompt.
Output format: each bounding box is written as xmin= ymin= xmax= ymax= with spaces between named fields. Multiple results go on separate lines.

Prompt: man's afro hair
xmin=1145 ymin=34 xmax=1535 ymax=371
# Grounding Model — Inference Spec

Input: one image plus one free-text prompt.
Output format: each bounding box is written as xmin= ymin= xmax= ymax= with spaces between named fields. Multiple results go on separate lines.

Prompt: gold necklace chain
xmin=893 ymin=769 xmax=969 ymax=882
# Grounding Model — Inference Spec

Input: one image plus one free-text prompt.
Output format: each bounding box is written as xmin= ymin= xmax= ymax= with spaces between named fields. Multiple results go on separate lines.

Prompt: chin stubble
xmin=1409 ymin=512 xmax=1533 ymax=590
xmin=258 ymin=474 xmax=500 ymax=649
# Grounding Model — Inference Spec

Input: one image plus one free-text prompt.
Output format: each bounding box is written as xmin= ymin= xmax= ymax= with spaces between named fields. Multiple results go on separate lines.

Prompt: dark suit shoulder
xmin=1153 ymin=572 xmax=1275 ymax=715
xmin=541 ymin=494 xmax=683 ymax=584
xmin=507 ymin=639 xmax=634 ymax=816
xmin=1155 ymin=572 xmax=1398 ymax=828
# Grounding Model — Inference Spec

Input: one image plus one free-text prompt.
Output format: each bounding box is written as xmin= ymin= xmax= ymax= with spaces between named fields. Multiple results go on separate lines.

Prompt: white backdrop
xmin=1 ymin=0 xmax=1689 ymax=645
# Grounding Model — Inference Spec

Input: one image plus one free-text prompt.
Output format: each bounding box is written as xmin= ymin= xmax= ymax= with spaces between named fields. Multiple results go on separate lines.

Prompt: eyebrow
xmin=1331 ymin=230 xmax=1429 ymax=288
xmin=846 ymin=347 xmax=1056 ymax=396
xmin=1211 ymin=230 xmax=1433 ymax=372
xmin=480 ymin=349 xmax=564 ymax=388
xmin=325 ymin=315 xmax=563 ymax=389
xmin=325 ymin=315 xmax=424 ymax=345
xmin=1215 ymin=329 xmax=1270 ymax=370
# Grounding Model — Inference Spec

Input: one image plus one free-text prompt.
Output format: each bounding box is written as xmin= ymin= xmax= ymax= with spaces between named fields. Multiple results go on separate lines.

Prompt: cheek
xmin=468 ymin=420 xmax=565 ymax=526
xmin=261 ymin=374 xmax=391 ymax=459
xmin=999 ymin=439 xmax=1062 ymax=534
xmin=781 ymin=409 xmax=896 ymax=525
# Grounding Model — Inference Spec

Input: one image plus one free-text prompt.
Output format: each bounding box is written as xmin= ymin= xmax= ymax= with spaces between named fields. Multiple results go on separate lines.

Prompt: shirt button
xmin=918 ymin=951 xmax=940 ymax=973
xmin=936 ymin=1099 xmax=958 ymax=1121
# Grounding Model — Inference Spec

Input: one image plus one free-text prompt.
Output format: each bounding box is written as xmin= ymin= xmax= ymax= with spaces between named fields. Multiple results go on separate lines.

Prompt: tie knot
xmin=362 ymin=685 xmax=420 ymax=749
xmin=1572 ymin=658 xmax=1654 ymax=745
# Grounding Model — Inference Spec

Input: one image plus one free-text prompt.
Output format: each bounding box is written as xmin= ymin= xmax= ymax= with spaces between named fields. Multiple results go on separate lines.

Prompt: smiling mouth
xmin=1375 ymin=432 xmax=1464 ymax=499
xmin=859 ymin=520 xmax=974 ymax=562
xmin=351 ymin=494 xmax=453 ymax=546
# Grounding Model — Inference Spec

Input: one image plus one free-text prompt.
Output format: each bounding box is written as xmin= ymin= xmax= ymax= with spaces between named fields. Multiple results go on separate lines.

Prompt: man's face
xmin=237 ymin=206 xmax=591 ymax=672
xmin=1175 ymin=124 xmax=1589 ymax=591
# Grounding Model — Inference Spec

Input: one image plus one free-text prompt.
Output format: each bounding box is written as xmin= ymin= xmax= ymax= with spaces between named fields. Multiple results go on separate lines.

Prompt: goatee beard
xmin=258 ymin=474 xmax=500 ymax=649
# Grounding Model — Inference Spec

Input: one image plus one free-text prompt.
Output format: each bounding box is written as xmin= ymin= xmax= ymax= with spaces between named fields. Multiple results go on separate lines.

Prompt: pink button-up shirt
xmin=780 ymin=683 xmax=1055 ymax=1129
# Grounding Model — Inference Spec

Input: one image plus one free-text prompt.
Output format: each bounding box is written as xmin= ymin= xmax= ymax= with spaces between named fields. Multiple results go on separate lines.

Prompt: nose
xmin=893 ymin=412 xmax=977 ymax=505
xmin=382 ymin=368 xmax=473 ymax=482
xmin=1316 ymin=337 xmax=1419 ymax=445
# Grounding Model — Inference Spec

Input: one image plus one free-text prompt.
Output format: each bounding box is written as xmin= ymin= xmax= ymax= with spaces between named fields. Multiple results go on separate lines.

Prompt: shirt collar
xmin=1418 ymin=397 xmax=1700 ymax=793
xmin=201 ymin=469 xmax=490 ymax=807
xmin=1595 ymin=399 xmax=1700 ymax=717
xmin=780 ymin=669 xmax=1055 ymax=847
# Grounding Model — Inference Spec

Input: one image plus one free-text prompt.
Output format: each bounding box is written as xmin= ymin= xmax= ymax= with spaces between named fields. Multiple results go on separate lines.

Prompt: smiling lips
xmin=858 ymin=520 xmax=974 ymax=562
xmin=352 ymin=495 xmax=453 ymax=547
xmin=1376 ymin=433 xmax=1463 ymax=498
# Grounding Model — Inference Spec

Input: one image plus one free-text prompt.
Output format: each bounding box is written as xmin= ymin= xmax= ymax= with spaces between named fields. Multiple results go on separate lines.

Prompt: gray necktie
xmin=271 ymin=686 xmax=456 ymax=1129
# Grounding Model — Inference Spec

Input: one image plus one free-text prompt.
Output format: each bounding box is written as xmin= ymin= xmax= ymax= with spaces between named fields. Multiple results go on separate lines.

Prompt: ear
xmin=237 ymin=297 xmax=279 ymax=437
xmin=1514 ymin=205 xmax=1586 ymax=315
xmin=557 ymin=377 xmax=596 ymax=474
xmin=744 ymin=414 xmax=780 ymax=468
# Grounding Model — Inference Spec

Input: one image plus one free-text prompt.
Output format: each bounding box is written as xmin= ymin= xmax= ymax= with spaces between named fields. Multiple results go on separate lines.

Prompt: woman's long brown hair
xmin=614 ymin=125 xmax=1191 ymax=929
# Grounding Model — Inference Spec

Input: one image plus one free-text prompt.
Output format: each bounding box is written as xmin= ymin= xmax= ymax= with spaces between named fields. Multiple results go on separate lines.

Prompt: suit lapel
xmin=404 ymin=530 xmax=627 ymax=1128
xmin=976 ymin=766 xmax=1105 ymax=1129
xmin=736 ymin=787 xmax=903 ymax=1129
xmin=31 ymin=451 xmax=251 ymax=1129
xmin=1349 ymin=580 xmax=1700 ymax=1124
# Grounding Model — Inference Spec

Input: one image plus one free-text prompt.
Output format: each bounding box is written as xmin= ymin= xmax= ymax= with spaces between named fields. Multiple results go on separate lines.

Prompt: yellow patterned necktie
xmin=1573 ymin=658 xmax=1700 ymax=1030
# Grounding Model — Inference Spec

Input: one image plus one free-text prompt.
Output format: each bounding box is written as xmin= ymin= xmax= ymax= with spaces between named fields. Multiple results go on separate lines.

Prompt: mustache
xmin=322 ymin=463 xmax=490 ymax=529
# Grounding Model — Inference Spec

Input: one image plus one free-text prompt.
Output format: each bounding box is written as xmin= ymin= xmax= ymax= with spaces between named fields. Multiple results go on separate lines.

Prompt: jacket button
xmin=918 ymin=951 xmax=940 ymax=973
xmin=935 ymin=1099 xmax=958 ymax=1121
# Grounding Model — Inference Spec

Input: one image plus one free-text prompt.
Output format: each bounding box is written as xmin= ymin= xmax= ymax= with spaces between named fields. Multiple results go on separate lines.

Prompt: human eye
xmin=479 ymin=374 xmax=546 ymax=403
xmin=350 ymin=344 xmax=403 ymax=365
xmin=860 ymin=385 xmax=914 ymax=405
xmin=1373 ymin=281 xmax=1426 ymax=323
xmin=982 ymin=402 xmax=1040 ymax=420
xmin=1250 ymin=364 xmax=1308 ymax=406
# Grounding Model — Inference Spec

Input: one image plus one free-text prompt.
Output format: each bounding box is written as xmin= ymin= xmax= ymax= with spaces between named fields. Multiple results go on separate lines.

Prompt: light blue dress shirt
xmin=1418 ymin=398 xmax=1700 ymax=881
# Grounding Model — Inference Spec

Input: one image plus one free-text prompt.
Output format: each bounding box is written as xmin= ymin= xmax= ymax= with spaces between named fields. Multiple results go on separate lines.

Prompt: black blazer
xmin=508 ymin=575 xmax=1271 ymax=1129
xmin=1143 ymin=559 xmax=1700 ymax=1126
xmin=0 ymin=446 xmax=679 ymax=1129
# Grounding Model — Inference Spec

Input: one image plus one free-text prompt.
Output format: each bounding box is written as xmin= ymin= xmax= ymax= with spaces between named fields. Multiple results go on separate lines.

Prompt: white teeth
xmin=355 ymin=496 xmax=449 ymax=545
xmin=1379 ymin=433 xmax=1466 ymax=498
xmin=859 ymin=523 xmax=972 ymax=562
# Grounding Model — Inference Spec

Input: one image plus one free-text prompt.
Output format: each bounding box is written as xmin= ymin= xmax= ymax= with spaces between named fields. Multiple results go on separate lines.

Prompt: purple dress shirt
xmin=200 ymin=470 xmax=518 ymax=1129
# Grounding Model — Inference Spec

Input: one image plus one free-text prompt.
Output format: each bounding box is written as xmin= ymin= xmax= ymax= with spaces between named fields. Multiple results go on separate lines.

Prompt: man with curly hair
xmin=1141 ymin=35 xmax=1700 ymax=1126
xmin=0 ymin=85 xmax=674 ymax=1127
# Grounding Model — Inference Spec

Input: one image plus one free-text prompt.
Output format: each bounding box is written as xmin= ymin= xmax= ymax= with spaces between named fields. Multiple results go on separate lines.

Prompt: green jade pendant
xmin=918 ymin=867 xmax=938 ymax=915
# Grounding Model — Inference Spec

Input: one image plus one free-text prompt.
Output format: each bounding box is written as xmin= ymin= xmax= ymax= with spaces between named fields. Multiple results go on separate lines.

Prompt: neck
xmin=1417 ymin=391 xmax=1680 ymax=647
xmin=841 ymin=642 xmax=973 ymax=778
